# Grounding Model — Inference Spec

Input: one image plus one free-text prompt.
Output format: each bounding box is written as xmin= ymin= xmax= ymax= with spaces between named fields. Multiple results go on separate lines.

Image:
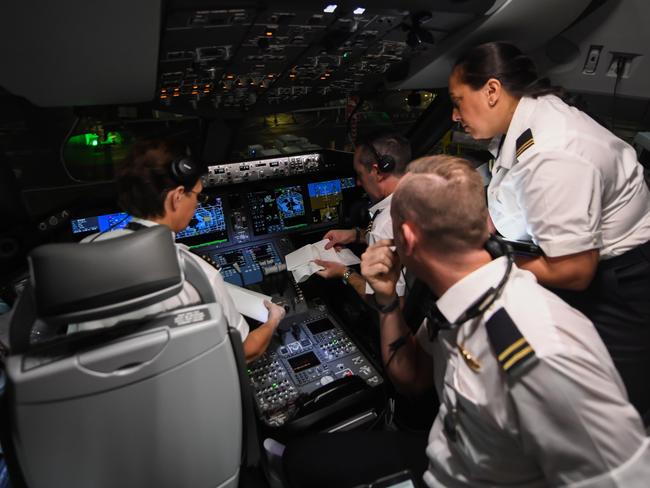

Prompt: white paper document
xmin=224 ymin=282 xmax=271 ymax=322
xmin=284 ymin=239 xmax=361 ymax=283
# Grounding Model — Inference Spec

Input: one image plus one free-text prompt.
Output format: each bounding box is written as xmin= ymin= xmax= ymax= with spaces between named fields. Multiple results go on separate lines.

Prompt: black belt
xmin=599 ymin=240 xmax=650 ymax=270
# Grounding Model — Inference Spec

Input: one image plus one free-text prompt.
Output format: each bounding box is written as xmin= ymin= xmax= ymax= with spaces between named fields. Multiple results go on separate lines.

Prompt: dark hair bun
xmin=454 ymin=42 xmax=565 ymax=100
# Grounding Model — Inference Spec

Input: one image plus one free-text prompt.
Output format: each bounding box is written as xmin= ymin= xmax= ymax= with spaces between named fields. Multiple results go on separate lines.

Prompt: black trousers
xmin=283 ymin=430 xmax=429 ymax=488
xmin=555 ymin=240 xmax=650 ymax=417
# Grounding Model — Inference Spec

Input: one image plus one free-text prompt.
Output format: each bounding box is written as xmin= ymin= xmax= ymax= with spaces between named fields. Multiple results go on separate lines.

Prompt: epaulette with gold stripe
xmin=515 ymin=128 xmax=534 ymax=158
xmin=485 ymin=308 xmax=537 ymax=379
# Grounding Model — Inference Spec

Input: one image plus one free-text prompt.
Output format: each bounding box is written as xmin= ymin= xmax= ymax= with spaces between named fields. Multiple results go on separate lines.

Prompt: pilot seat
xmin=0 ymin=226 xmax=260 ymax=488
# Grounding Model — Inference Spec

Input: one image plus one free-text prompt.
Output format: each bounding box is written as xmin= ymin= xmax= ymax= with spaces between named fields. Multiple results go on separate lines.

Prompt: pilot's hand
xmin=361 ymin=239 xmax=401 ymax=302
xmin=264 ymin=300 xmax=286 ymax=329
xmin=313 ymin=259 xmax=347 ymax=279
xmin=323 ymin=229 xmax=357 ymax=249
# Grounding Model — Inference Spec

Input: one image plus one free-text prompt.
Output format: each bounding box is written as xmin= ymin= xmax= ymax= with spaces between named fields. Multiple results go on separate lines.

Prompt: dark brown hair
xmin=116 ymin=138 xmax=199 ymax=219
xmin=453 ymin=42 xmax=565 ymax=100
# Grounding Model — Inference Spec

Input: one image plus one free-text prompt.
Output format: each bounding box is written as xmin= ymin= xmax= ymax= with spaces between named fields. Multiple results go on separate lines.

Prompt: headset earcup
xmin=379 ymin=155 xmax=395 ymax=173
xmin=170 ymin=158 xmax=197 ymax=186
xmin=485 ymin=234 xmax=505 ymax=259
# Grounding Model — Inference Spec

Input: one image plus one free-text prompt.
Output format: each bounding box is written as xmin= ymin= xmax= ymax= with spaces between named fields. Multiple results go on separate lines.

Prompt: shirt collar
xmin=130 ymin=217 xmax=159 ymax=228
xmin=369 ymin=193 xmax=393 ymax=217
xmin=493 ymin=96 xmax=536 ymax=170
xmin=128 ymin=217 xmax=177 ymax=239
xmin=488 ymin=135 xmax=503 ymax=158
xmin=435 ymin=256 xmax=510 ymax=325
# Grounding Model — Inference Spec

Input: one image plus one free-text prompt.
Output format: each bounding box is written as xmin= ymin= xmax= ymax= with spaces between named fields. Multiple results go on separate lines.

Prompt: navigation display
xmin=176 ymin=196 xmax=228 ymax=244
xmin=308 ymin=179 xmax=343 ymax=224
xmin=247 ymin=185 xmax=308 ymax=236
xmin=71 ymin=212 xmax=132 ymax=236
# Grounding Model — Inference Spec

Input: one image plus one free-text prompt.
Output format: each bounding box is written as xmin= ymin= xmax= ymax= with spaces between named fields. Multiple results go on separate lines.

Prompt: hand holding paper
xmin=284 ymin=239 xmax=360 ymax=283
xmin=224 ymin=282 xmax=272 ymax=322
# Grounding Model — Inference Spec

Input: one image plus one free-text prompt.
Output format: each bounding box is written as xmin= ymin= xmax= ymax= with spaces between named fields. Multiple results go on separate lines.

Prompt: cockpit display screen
xmin=71 ymin=212 xmax=132 ymax=236
xmin=306 ymin=318 xmax=336 ymax=335
xmin=247 ymin=185 xmax=308 ymax=236
xmin=340 ymin=177 xmax=356 ymax=189
xmin=308 ymin=179 xmax=342 ymax=225
xmin=288 ymin=351 xmax=321 ymax=373
xmin=176 ymin=196 xmax=228 ymax=244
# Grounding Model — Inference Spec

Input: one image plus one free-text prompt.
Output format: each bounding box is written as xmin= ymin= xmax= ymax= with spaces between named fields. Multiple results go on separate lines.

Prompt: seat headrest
xmin=28 ymin=226 xmax=183 ymax=324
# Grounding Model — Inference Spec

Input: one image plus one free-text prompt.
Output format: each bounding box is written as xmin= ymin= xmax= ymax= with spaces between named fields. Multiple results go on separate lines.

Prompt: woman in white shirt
xmin=448 ymin=41 xmax=650 ymax=416
xmin=75 ymin=138 xmax=286 ymax=363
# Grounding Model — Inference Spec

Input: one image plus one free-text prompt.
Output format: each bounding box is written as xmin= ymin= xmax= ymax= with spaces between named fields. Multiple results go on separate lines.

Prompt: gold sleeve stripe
xmin=497 ymin=337 xmax=527 ymax=362
xmin=515 ymin=139 xmax=534 ymax=157
xmin=503 ymin=346 xmax=534 ymax=371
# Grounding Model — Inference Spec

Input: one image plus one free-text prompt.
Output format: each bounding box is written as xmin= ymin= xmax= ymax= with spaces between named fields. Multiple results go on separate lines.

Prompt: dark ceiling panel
xmin=0 ymin=0 xmax=161 ymax=107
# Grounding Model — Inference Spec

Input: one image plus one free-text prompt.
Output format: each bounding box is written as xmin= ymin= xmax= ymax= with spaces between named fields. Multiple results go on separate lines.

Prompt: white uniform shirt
xmin=417 ymin=257 xmax=650 ymax=487
xmin=365 ymin=194 xmax=406 ymax=296
xmin=68 ymin=218 xmax=249 ymax=338
xmin=488 ymin=95 xmax=650 ymax=259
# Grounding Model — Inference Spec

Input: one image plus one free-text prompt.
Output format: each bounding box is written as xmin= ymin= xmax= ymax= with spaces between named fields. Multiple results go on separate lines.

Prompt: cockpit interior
xmin=1 ymin=1 xmax=649 ymax=487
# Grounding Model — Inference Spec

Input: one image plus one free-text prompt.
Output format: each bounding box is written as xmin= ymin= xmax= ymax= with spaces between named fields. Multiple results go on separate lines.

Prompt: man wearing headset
xmin=284 ymin=155 xmax=649 ymax=488
xmin=314 ymin=131 xmax=411 ymax=301
xmin=70 ymin=139 xmax=285 ymax=363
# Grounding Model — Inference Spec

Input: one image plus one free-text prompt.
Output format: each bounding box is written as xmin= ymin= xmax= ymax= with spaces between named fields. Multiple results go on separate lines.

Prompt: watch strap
xmin=371 ymin=294 xmax=399 ymax=313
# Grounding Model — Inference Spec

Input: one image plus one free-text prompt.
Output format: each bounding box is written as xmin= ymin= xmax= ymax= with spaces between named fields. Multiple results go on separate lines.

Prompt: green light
xmin=342 ymin=51 xmax=351 ymax=59
xmin=283 ymin=223 xmax=308 ymax=231
xmin=105 ymin=131 xmax=124 ymax=145
xmin=273 ymin=383 xmax=278 ymax=389
xmin=188 ymin=238 xmax=229 ymax=249
xmin=80 ymin=133 xmax=99 ymax=146
xmin=68 ymin=132 xmax=127 ymax=147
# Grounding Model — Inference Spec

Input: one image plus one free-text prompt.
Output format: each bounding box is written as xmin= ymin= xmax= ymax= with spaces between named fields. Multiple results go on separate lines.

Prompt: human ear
xmin=401 ymin=221 xmax=418 ymax=256
xmin=168 ymin=186 xmax=183 ymax=211
xmin=485 ymin=78 xmax=502 ymax=106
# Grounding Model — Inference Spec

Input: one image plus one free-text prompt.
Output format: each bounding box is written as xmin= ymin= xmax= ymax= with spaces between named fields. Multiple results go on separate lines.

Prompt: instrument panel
xmin=203 ymin=240 xmax=287 ymax=287
xmin=248 ymin=309 xmax=383 ymax=428
xmin=185 ymin=173 xmax=357 ymax=250
xmin=69 ymin=151 xmax=361 ymax=253
xmin=203 ymin=152 xmax=331 ymax=187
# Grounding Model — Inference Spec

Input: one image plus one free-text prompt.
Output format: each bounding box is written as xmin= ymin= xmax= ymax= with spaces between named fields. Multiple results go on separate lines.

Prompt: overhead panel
xmin=0 ymin=0 xmax=497 ymax=109
xmin=156 ymin=1 xmax=496 ymax=114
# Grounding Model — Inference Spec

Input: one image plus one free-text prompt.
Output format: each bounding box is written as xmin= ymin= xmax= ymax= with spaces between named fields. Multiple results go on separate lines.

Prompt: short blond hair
xmin=392 ymin=155 xmax=488 ymax=253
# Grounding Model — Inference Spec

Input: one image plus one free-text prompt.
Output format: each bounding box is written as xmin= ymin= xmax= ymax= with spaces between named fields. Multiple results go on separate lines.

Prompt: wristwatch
xmin=342 ymin=267 xmax=354 ymax=285
xmin=370 ymin=294 xmax=400 ymax=314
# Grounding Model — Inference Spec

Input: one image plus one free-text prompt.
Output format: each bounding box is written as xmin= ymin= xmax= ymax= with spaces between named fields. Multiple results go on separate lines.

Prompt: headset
xmin=88 ymin=156 xmax=201 ymax=243
xmin=363 ymin=141 xmax=396 ymax=173
xmin=169 ymin=157 xmax=202 ymax=187
xmin=424 ymin=234 xmax=514 ymax=340
xmin=386 ymin=235 xmax=514 ymax=367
